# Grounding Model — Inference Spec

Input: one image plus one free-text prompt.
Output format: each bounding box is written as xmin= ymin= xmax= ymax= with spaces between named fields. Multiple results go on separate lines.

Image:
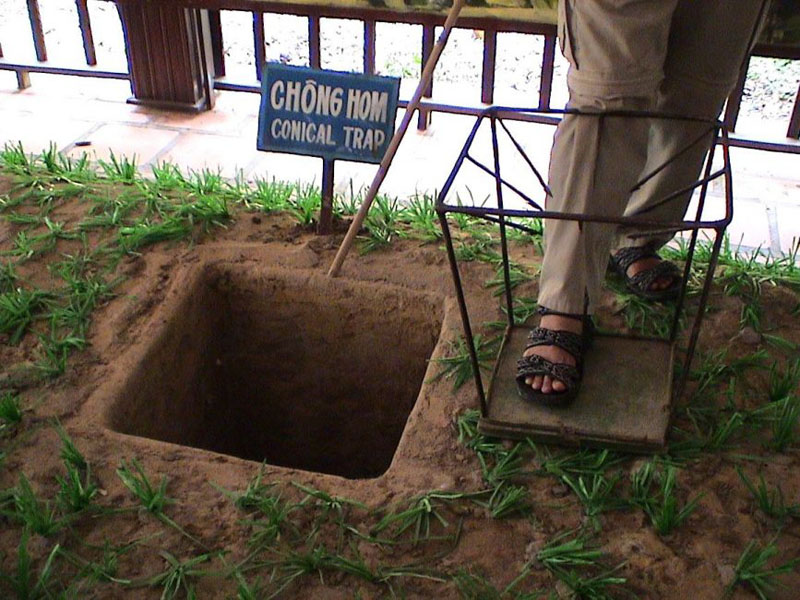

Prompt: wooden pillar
xmin=417 ymin=23 xmax=435 ymax=131
xmin=116 ymin=0 xmax=215 ymax=112
xmin=481 ymin=30 xmax=497 ymax=105
xmin=788 ymin=82 xmax=800 ymax=139
xmin=538 ymin=32 xmax=556 ymax=110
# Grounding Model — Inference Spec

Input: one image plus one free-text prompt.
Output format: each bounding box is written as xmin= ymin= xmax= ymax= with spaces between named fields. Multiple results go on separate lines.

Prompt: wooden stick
xmin=327 ymin=0 xmax=466 ymax=277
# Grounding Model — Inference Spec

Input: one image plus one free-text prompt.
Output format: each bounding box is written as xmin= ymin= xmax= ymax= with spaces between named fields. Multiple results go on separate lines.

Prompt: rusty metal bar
xmin=253 ymin=11 xmax=265 ymax=80
xmin=363 ymin=19 xmax=376 ymax=74
xmin=308 ymin=15 xmax=321 ymax=68
xmin=789 ymin=82 xmax=800 ymax=139
xmin=208 ymin=9 xmax=226 ymax=77
xmin=26 ymin=0 xmax=47 ymax=62
xmin=490 ymin=116 xmax=515 ymax=328
xmin=481 ymin=29 xmax=497 ymax=105
xmin=438 ymin=210 xmax=488 ymax=413
xmin=75 ymin=0 xmax=96 ymax=66
xmin=538 ymin=32 xmax=556 ymax=110
xmin=418 ymin=23 xmax=435 ymax=131
xmin=723 ymin=55 xmax=750 ymax=132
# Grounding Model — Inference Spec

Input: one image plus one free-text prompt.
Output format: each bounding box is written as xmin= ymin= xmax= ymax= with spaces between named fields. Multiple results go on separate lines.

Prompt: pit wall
xmin=83 ymin=244 xmax=469 ymax=495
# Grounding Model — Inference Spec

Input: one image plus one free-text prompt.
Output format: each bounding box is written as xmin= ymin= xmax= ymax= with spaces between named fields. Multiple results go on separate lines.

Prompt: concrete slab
xmin=480 ymin=327 xmax=673 ymax=452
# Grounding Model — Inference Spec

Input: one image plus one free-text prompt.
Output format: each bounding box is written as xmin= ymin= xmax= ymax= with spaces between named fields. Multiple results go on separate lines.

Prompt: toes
xmin=531 ymin=375 xmax=543 ymax=390
xmin=541 ymin=376 xmax=553 ymax=394
xmin=551 ymin=379 xmax=566 ymax=393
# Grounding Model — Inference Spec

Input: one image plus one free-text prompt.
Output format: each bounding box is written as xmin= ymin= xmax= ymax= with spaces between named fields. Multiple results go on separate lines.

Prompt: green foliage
xmin=453 ymin=567 xmax=540 ymax=599
xmin=361 ymin=194 xmax=403 ymax=252
xmin=767 ymin=357 xmax=800 ymax=403
xmin=730 ymin=540 xmax=800 ymax=600
xmin=561 ymin=472 xmax=625 ymax=522
xmin=0 ymin=287 xmax=49 ymax=344
xmin=0 ymin=141 xmax=36 ymax=175
xmin=9 ymin=473 xmax=63 ymax=537
xmin=286 ymin=182 xmax=321 ymax=227
xmin=535 ymin=530 xmax=626 ymax=599
xmin=606 ymin=276 xmax=678 ymax=337
xmin=245 ymin=177 xmax=294 ymax=213
xmin=480 ymin=482 xmax=531 ymax=519
xmin=403 ymin=193 xmax=442 ymax=241
xmin=737 ymin=468 xmax=800 ymax=521
xmin=140 ymin=550 xmax=219 ymax=600
xmin=484 ymin=263 xmax=532 ymax=297
xmin=98 ymin=151 xmax=138 ymax=184
xmin=372 ymin=490 xmax=467 ymax=544
xmin=629 ymin=462 xmax=702 ymax=536
xmin=116 ymin=459 xmax=172 ymax=514
xmin=0 ymin=392 xmax=23 ymax=432
xmin=431 ymin=334 xmax=500 ymax=391
xmin=765 ymin=396 xmax=800 ymax=451
xmin=56 ymin=461 xmax=98 ymax=513
xmin=0 ymin=528 xmax=62 ymax=599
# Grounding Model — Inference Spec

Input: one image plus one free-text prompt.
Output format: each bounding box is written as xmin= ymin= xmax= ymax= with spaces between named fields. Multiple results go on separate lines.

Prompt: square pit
xmin=107 ymin=265 xmax=444 ymax=479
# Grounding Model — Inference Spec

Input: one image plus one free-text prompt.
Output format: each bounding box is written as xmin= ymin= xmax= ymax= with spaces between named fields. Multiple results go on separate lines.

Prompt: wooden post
xmin=208 ymin=10 xmax=225 ymax=77
xmin=253 ymin=12 xmax=265 ymax=81
xmin=26 ymin=0 xmax=47 ymax=62
xmin=481 ymin=30 xmax=497 ymax=105
xmin=538 ymin=33 xmax=556 ymax=110
xmin=723 ymin=55 xmax=751 ymax=133
xmin=417 ymin=24 xmax=435 ymax=131
xmin=75 ymin=0 xmax=97 ymax=66
xmin=116 ymin=1 xmax=215 ymax=112
xmin=788 ymin=82 xmax=800 ymax=139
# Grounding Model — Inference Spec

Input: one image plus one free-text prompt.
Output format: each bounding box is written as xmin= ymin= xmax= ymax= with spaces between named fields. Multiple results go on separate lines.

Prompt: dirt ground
xmin=1 ymin=170 xmax=800 ymax=599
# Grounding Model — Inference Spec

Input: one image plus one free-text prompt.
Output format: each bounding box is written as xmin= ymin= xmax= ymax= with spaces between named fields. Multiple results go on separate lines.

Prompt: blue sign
xmin=257 ymin=64 xmax=400 ymax=164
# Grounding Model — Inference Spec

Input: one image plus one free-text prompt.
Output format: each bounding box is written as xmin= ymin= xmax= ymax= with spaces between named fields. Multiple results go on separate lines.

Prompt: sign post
xmin=257 ymin=64 xmax=401 ymax=234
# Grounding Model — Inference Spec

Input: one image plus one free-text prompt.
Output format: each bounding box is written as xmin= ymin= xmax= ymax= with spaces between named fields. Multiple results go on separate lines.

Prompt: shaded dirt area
xmin=1 ymin=170 xmax=800 ymax=599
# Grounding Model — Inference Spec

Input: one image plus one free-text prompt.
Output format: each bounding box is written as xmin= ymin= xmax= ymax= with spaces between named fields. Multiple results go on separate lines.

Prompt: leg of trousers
xmin=538 ymin=0 xmax=769 ymax=314
xmin=538 ymin=0 xmax=677 ymax=315
xmin=616 ymin=0 xmax=770 ymax=249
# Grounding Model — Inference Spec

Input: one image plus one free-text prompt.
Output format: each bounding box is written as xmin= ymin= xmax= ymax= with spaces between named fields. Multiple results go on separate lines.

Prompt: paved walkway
xmin=1 ymin=72 xmax=798 ymax=255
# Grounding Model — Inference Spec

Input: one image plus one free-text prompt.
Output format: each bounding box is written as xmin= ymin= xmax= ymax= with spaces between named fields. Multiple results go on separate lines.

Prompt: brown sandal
xmin=610 ymin=246 xmax=681 ymax=302
xmin=515 ymin=308 xmax=593 ymax=407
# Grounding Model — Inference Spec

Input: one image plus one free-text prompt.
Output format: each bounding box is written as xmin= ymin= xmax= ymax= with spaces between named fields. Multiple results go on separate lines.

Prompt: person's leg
xmin=527 ymin=0 xmax=678 ymax=396
xmin=614 ymin=0 xmax=770 ymax=268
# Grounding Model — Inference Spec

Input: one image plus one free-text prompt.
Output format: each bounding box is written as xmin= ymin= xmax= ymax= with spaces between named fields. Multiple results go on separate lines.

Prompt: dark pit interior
xmin=108 ymin=265 xmax=444 ymax=479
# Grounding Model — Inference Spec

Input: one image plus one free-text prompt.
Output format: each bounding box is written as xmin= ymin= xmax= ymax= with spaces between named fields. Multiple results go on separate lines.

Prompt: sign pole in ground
xmin=327 ymin=0 xmax=467 ymax=277
xmin=319 ymin=158 xmax=335 ymax=234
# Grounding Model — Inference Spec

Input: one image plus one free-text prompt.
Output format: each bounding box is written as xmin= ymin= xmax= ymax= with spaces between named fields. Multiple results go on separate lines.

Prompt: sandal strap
xmin=516 ymin=354 xmax=581 ymax=389
xmin=524 ymin=326 xmax=585 ymax=360
xmin=627 ymin=260 xmax=681 ymax=293
xmin=611 ymin=246 xmax=659 ymax=275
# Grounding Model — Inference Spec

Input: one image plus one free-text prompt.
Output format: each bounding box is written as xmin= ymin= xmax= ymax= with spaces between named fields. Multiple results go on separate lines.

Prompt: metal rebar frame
xmin=435 ymin=106 xmax=734 ymax=415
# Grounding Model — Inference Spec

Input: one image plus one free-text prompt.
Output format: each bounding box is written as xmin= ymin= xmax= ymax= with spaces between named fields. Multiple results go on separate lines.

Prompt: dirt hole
xmin=108 ymin=265 xmax=445 ymax=479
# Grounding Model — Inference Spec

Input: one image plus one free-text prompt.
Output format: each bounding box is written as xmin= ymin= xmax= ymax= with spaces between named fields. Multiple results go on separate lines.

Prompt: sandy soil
xmin=1 ymin=172 xmax=800 ymax=598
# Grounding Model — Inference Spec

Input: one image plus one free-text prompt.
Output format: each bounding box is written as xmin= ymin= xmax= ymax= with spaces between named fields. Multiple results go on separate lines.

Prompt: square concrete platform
xmin=479 ymin=327 xmax=674 ymax=452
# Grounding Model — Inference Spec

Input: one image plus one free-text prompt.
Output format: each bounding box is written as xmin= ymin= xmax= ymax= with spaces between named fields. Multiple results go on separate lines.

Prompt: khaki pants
xmin=538 ymin=0 xmax=769 ymax=315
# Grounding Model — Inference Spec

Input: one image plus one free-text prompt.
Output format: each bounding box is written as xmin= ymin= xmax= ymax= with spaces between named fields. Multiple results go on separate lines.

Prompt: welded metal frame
xmin=435 ymin=106 xmax=733 ymax=418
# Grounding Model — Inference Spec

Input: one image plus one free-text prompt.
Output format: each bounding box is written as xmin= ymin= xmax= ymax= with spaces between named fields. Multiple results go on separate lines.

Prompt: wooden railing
xmin=0 ymin=0 xmax=798 ymax=152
